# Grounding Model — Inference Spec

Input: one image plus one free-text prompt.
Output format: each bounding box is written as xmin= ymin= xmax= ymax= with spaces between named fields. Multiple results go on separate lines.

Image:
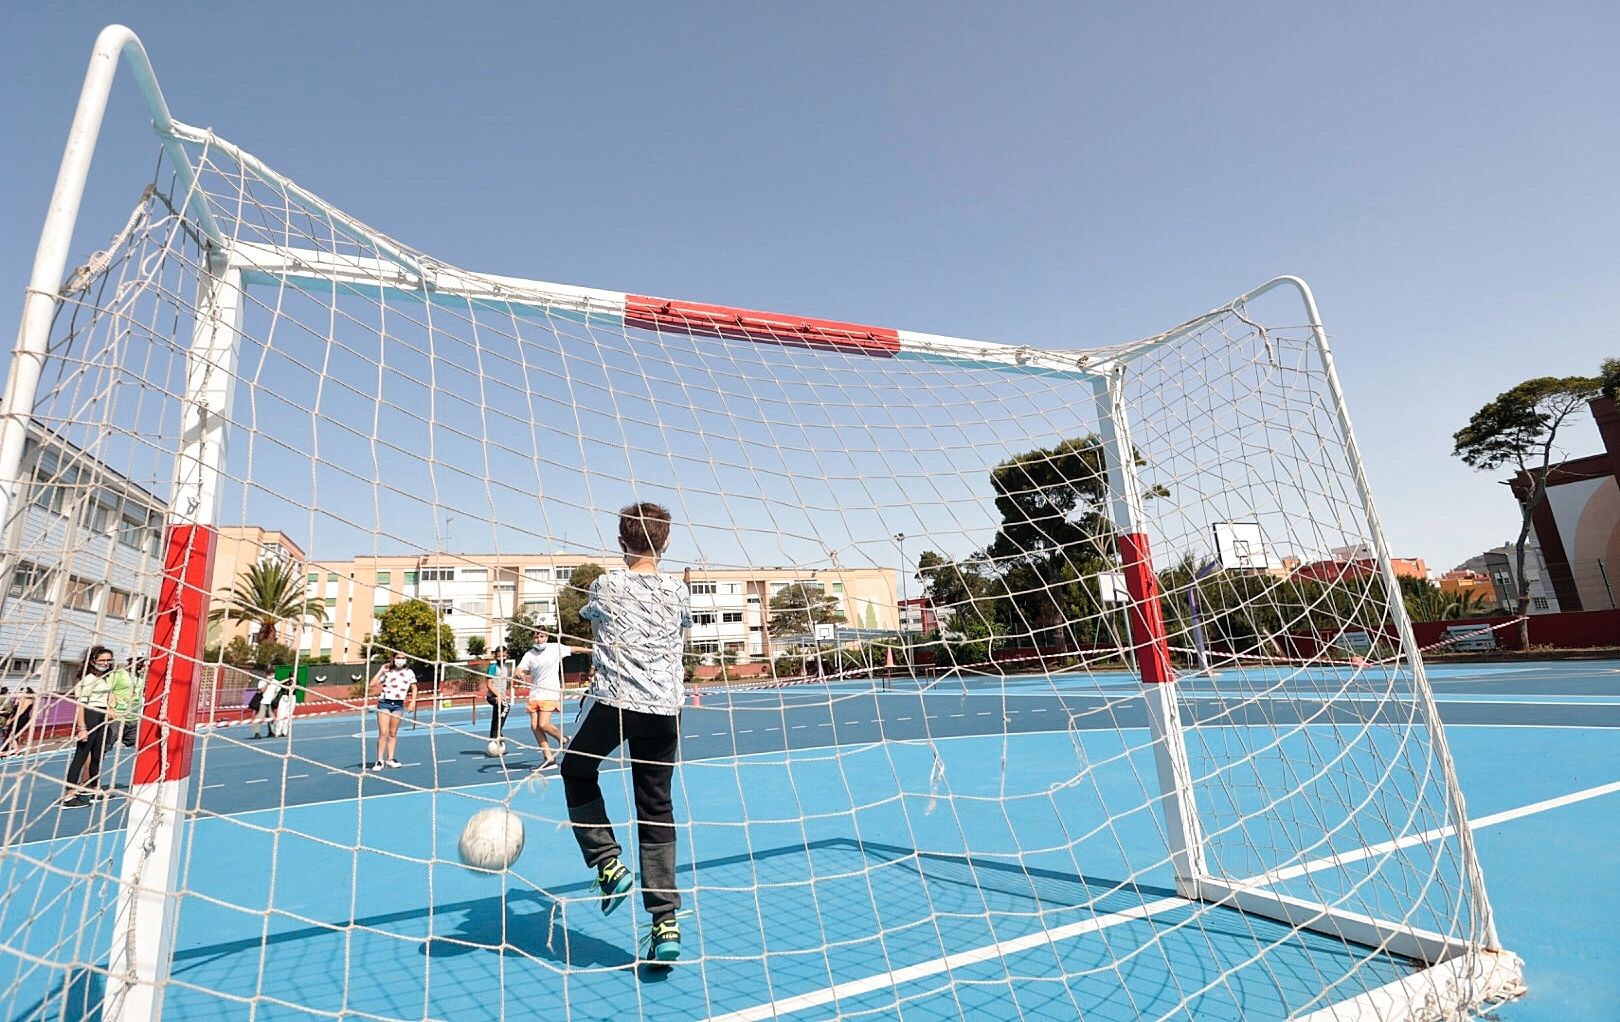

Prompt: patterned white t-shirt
xmin=580 ymin=570 xmax=692 ymax=715
xmin=377 ymin=667 xmax=415 ymax=702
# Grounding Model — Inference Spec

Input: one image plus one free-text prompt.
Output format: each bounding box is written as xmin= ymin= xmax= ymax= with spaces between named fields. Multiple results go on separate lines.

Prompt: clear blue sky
xmin=2 ymin=2 xmax=1616 ymax=572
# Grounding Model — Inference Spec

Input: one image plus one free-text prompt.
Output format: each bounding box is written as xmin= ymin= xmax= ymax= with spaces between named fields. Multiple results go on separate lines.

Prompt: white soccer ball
xmin=487 ymin=738 xmax=506 ymax=757
xmin=458 ymin=807 xmax=525 ymax=872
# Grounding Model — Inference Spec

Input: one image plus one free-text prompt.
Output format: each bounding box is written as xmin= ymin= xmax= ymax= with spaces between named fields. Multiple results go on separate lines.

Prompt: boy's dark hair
xmin=618 ymin=501 xmax=673 ymax=557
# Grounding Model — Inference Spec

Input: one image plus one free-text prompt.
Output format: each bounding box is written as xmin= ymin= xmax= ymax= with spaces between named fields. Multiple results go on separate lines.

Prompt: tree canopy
xmin=210 ymin=560 xmax=328 ymax=645
xmin=768 ymin=582 xmax=845 ymax=639
xmin=556 ymin=563 xmax=607 ymax=645
xmin=1451 ymin=376 xmax=1599 ymax=472
xmin=370 ymin=599 xmax=457 ymax=680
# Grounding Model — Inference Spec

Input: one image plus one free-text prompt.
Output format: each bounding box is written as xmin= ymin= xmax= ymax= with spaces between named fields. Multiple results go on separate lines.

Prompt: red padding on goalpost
xmin=136 ymin=524 xmax=217 ymax=785
xmin=1118 ymin=532 xmax=1176 ymax=685
xmin=625 ymin=295 xmax=902 ymax=356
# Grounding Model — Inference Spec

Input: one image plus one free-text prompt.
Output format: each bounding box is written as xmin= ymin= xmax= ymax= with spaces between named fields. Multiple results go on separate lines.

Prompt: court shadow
xmin=6 ymin=966 xmax=103 ymax=1022
xmin=422 ymin=887 xmax=633 ymax=969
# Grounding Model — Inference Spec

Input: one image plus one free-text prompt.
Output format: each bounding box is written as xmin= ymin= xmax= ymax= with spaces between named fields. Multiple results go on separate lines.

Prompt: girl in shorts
xmin=368 ymin=655 xmax=417 ymax=770
xmin=517 ymin=630 xmax=589 ymax=767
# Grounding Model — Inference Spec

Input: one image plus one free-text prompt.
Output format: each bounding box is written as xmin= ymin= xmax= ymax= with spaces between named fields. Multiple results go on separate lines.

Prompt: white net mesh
xmin=0 ymin=131 xmax=1519 ymax=1021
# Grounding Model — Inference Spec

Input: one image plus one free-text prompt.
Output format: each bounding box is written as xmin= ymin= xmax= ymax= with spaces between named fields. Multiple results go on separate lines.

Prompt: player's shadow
xmin=6 ymin=967 xmax=103 ymax=1022
xmin=423 ymin=886 xmax=633 ymax=968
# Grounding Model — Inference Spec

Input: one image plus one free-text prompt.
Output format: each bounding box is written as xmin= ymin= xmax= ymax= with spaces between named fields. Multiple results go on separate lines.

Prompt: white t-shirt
xmin=377 ymin=666 xmax=415 ymax=702
xmin=518 ymin=643 xmax=567 ymax=702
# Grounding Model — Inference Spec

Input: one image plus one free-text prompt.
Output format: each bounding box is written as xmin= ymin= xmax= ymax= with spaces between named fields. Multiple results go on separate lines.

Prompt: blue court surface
xmin=0 ymin=659 xmax=1616 ymax=1020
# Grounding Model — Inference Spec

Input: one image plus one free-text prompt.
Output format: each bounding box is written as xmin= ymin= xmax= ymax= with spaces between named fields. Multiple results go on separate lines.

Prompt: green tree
xmin=505 ymin=611 xmax=542 ymax=661
xmin=221 ymin=636 xmax=255 ymax=668
xmin=1453 ymin=375 xmax=1599 ymax=646
xmin=768 ymin=582 xmax=845 ymax=639
xmin=557 ymin=563 xmax=607 ymax=644
xmin=981 ymin=436 xmax=1120 ymax=647
xmin=209 ymin=560 xmax=328 ymax=644
xmin=464 ymin=635 xmax=487 ymax=659
xmin=371 ymin=599 xmax=457 ymax=682
xmin=1599 ymin=356 xmax=1620 ymax=401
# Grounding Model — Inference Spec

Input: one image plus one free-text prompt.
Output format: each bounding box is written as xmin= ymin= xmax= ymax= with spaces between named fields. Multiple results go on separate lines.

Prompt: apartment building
xmin=289 ymin=553 xmax=899 ymax=663
xmin=1 ymin=426 xmax=166 ymax=688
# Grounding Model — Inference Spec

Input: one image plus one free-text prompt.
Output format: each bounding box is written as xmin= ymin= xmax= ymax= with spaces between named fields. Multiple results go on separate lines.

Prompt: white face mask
xmin=393 ymin=657 xmax=406 ymax=668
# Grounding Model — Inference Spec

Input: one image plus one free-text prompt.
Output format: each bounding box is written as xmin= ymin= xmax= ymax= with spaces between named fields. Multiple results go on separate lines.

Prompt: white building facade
xmin=0 ymin=427 xmax=166 ymax=689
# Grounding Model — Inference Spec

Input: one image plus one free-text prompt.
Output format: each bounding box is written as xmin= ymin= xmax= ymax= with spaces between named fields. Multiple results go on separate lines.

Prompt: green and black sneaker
xmin=644 ymin=916 xmax=681 ymax=963
xmin=594 ymin=858 xmax=633 ymax=916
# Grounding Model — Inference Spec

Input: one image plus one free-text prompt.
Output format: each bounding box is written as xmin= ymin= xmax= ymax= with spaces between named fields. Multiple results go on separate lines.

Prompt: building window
xmin=420 ymin=568 xmax=454 ymax=582
xmin=524 ymin=567 xmax=549 ymax=581
xmin=1532 ymin=597 xmax=1549 ymax=610
xmin=8 ymin=561 xmax=53 ymax=601
xmin=324 ymin=597 xmax=337 ymax=608
xmin=118 ymin=515 xmax=148 ymax=550
xmin=689 ymin=640 xmax=720 ymax=654
xmin=64 ymin=576 xmax=99 ymax=613
xmin=722 ymin=582 xmax=741 ymax=595
xmin=693 ymin=612 xmax=717 ymax=626
xmin=831 ymin=582 xmax=844 ymax=594
xmin=105 ymin=588 xmax=131 ymax=619
xmin=722 ymin=612 xmax=743 ymax=623
xmin=690 ymin=582 xmax=717 ymax=596
xmin=429 ymin=599 xmax=454 ymax=614
xmin=749 ymin=625 xmax=762 ymax=632
xmin=461 ymin=568 xmax=489 ymax=582
xmin=307 ymin=572 xmax=319 ymax=584
xmin=374 ymin=606 xmax=390 ymax=619
xmin=404 ymin=571 xmax=419 ymax=585
xmin=554 ymin=567 xmax=574 ymax=581
xmin=376 ymin=570 xmax=392 ymax=584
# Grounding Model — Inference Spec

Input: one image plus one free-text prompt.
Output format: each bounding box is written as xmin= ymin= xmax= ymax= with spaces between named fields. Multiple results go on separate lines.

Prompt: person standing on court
xmin=482 ymin=646 xmax=513 ymax=748
xmin=62 ymin=646 xmax=122 ymax=808
xmin=560 ymin=501 xmax=692 ymax=961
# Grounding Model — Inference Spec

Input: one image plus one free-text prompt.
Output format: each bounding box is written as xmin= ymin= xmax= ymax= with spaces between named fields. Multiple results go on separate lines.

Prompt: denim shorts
xmin=377 ymin=698 xmax=406 ymax=715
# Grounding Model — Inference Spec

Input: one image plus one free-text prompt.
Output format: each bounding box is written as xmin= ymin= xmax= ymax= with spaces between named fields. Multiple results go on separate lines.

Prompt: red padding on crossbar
xmin=625 ymin=295 xmax=901 ymax=356
xmin=136 ymin=524 xmax=217 ymax=784
xmin=1118 ymin=532 xmax=1176 ymax=685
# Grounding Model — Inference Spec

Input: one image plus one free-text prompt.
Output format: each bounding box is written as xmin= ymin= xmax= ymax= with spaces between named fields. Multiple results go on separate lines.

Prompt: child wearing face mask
xmin=62 ymin=645 xmax=127 ymax=808
xmin=367 ymin=654 xmax=417 ymax=770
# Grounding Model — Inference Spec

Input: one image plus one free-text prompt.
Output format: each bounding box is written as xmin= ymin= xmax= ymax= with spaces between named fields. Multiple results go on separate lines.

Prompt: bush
xmin=772 ymin=655 xmax=805 ymax=678
xmin=465 ymin=636 xmax=487 ymax=659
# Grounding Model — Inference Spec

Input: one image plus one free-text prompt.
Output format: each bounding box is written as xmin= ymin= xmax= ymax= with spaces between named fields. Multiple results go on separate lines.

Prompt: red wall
xmin=1410 ymin=608 xmax=1620 ymax=651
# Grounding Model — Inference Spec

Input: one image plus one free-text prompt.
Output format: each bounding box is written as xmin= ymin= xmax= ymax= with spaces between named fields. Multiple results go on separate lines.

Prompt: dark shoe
xmin=61 ymin=795 xmax=92 ymax=809
xmin=594 ymin=858 xmax=634 ymax=916
xmin=644 ymin=916 xmax=681 ymax=963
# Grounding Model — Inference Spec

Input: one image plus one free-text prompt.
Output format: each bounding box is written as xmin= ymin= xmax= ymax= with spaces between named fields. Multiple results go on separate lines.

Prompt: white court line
xmin=702 ymin=776 xmax=1620 ymax=1022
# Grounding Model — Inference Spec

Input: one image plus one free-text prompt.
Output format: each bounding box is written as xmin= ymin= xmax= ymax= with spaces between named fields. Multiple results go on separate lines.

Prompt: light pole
xmin=894 ymin=532 xmax=909 ymax=689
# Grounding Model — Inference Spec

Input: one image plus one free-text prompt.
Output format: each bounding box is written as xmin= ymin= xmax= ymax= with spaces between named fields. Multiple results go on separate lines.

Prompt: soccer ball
xmin=458 ymin=807 xmax=525 ymax=872
xmin=487 ymin=738 xmax=506 ymax=757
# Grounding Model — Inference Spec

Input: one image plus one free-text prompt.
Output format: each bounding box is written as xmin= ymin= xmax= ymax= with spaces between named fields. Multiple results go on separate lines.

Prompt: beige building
xmin=284 ymin=550 xmax=898 ymax=664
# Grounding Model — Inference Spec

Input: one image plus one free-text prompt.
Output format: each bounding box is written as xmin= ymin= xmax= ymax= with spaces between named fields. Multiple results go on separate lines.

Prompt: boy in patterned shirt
xmin=561 ymin=501 xmax=692 ymax=962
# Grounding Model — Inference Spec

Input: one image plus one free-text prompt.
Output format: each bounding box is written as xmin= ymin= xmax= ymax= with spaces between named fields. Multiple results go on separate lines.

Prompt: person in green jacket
xmin=63 ymin=645 xmax=129 ymax=808
xmin=109 ymin=658 xmax=140 ymax=749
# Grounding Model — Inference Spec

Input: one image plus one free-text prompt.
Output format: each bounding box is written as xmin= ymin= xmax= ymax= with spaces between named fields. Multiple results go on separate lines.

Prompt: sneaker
xmin=61 ymin=795 xmax=91 ymax=810
xmin=594 ymin=858 xmax=634 ymax=915
xmin=645 ymin=917 xmax=681 ymax=963
xmin=372 ymin=761 xmax=385 ymax=771
xmin=387 ymin=759 xmax=403 ymax=769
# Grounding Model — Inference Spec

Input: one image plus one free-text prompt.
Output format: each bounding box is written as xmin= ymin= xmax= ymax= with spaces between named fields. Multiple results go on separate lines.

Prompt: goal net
xmin=0 ymin=29 xmax=1521 ymax=1022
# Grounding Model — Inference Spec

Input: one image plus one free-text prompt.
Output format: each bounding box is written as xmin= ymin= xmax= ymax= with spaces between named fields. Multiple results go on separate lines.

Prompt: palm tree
xmin=211 ymin=560 xmax=329 ymax=645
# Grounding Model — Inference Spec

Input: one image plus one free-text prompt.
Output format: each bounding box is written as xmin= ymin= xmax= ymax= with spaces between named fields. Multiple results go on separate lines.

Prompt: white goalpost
xmin=0 ymin=24 xmax=1523 ymax=1022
